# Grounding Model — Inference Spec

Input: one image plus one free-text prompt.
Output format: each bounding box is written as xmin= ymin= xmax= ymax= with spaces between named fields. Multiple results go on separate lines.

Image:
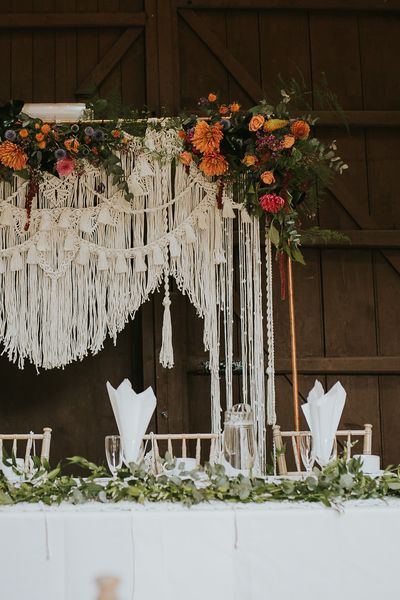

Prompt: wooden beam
xmin=303 ymin=111 xmax=400 ymax=128
xmin=75 ymin=28 xmax=142 ymax=96
xmin=302 ymin=230 xmax=400 ymax=249
xmin=0 ymin=13 xmax=146 ymax=28
xmin=175 ymin=0 xmax=400 ymax=11
xmin=180 ymin=9 xmax=264 ymax=103
xmin=188 ymin=356 xmax=400 ymax=375
xmin=145 ymin=0 xmax=160 ymax=113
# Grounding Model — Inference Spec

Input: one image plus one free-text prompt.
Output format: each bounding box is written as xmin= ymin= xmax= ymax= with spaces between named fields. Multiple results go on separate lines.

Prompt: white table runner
xmin=0 ymin=499 xmax=398 ymax=600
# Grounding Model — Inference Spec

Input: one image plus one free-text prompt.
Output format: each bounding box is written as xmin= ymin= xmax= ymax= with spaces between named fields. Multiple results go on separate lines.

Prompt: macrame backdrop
xmin=0 ymin=125 xmax=276 ymax=473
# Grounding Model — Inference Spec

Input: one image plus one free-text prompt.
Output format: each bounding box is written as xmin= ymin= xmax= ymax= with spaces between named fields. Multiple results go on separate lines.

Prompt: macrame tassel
xmin=152 ymin=245 xmax=164 ymax=266
xmin=64 ymin=233 xmax=75 ymax=251
xmin=159 ymin=272 xmax=174 ymax=368
xmin=98 ymin=205 xmax=112 ymax=225
xmin=129 ymin=178 xmax=144 ymax=196
xmin=37 ymin=232 xmax=50 ymax=252
xmin=79 ymin=212 xmax=93 ymax=233
xmin=97 ymin=251 xmax=108 ymax=271
xmin=197 ymin=211 xmax=208 ymax=230
xmin=39 ymin=212 xmax=52 ymax=231
xmin=136 ymin=154 xmax=153 ymax=177
xmin=76 ymin=244 xmax=89 ymax=266
xmin=184 ymin=223 xmax=196 ymax=244
xmin=10 ymin=250 xmax=23 ymax=271
xmin=135 ymin=251 xmax=147 ymax=272
xmin=0 ymin=205 xmax=13 ymax=226
xmin=115 ymin=253 xmax=128 ymax=274
xmin=240 ymin=206 xmax=252 ymax=223
xmin=26 ymin=244 xmax=39 ymax=265
xmin=222 ymin=197 xmax=236 ymax=219
xmin=58 ymin=209 xmax=71 ymax=229
xmin=0 ymin=256 xmax=5 ymax=273
xmin=169 ymin=236 xmax=181 ymax=258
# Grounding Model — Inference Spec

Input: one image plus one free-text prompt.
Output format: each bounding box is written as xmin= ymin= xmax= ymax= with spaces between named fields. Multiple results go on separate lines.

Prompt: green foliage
xmin=0 ymin=454 xmax=398 ymax=509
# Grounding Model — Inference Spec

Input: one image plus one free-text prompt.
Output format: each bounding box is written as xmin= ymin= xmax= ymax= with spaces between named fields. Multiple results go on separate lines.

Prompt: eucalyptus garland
xmin=1 ymin=455 xmax=400 ymax=508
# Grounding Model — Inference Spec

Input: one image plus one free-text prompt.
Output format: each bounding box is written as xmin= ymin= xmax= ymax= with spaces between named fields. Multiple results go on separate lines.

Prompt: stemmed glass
xmin=105 ymin=435 xmax=122 ymax=479
xmin=300 ymin=435 xmax=315 ymax=472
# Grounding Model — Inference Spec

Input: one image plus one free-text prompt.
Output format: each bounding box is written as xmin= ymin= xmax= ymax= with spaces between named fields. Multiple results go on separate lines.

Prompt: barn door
xmin=144 ymin=1 xmax=400 ymax=466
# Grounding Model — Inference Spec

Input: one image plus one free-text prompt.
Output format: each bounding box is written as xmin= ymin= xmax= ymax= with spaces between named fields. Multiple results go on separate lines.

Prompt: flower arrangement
xmin=0 ymin=100 xmax=133 ymax=229
xmin=180 ymin=91 xmax=347 ymax=264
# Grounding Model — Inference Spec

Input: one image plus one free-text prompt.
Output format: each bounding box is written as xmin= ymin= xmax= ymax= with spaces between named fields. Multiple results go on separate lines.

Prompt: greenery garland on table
xmin=0 ymin=83 xmax=346 ymax=263
xmin=1 ymin=455 xmax=400 ymax=508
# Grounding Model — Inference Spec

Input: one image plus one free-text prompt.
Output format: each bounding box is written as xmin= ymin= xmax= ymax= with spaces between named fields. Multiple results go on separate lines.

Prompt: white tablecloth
xmin=0 ymin=499 xmax=398 ymax=600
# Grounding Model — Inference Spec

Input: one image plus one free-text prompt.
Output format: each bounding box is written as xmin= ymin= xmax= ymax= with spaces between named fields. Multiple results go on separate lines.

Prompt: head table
xmin=0 ymin=498 xmax=399 ymax=600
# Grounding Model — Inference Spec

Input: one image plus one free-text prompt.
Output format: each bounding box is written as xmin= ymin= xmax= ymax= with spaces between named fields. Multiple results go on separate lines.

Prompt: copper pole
xmin=287 ymin=255 xmax=300 ymax=433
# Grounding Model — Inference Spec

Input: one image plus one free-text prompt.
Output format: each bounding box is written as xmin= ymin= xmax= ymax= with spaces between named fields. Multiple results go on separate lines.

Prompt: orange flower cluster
xmin=64 ymin=138 xmax=80 ymax=153
xmin=188 ymin=120 xmax=228 ymax=176
xmin=0 ymin=141 xmax=28 ymax=171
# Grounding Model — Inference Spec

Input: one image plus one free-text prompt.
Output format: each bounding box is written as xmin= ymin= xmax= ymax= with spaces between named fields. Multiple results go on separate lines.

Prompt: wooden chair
xmin=0 ymin=428 xmax=52 ymax=471
xmin=272 ymin=424 xmax=372 ymax=475
xmin=142 ymin=433 xmax=219 ymax=471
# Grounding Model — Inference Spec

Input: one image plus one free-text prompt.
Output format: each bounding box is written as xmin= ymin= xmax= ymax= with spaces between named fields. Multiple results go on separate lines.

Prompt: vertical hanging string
xmin=222 ymin=203 xmax=234 ymax=410
xmin=238 ymin=210 xmax=248 ymax=404
xmin=252 ymin=218 xmax=266 ymax=473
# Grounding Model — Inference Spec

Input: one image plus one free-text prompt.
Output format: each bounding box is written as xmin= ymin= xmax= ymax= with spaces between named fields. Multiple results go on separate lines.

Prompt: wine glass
xmin=105 ymin=435 xmax=122 ymax=478
xmin=300 ymin=435 xmax=315 ymax=472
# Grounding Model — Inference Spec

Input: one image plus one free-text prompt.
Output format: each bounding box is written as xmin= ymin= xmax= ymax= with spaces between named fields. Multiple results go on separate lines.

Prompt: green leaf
xmin=268 ymin=223 xmax=280 ymax=248
xmin=290 ymin=245 xmax=306 ymax=265
xmin=15 ymin=169 xmax=30 ymax=180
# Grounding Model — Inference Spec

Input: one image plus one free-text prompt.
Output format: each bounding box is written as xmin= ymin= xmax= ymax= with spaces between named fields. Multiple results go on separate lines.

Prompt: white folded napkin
xmin=301 ymin=380 xmax=346 ymax=466
xmin=106 ymin=379 xmax=156 ymax=466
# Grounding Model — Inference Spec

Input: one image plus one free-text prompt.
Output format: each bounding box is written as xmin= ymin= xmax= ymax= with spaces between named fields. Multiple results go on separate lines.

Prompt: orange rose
xmin=248 ymin=115 xmax=265 ymax=132
xmin=41 ymin=123 xmax=51 ymax=135
xmin=219 ymin=104 xmax=229 ymax=115
xmin=19 ymin=129 xmax=29 ymax=138
xmin=261 ymin=171 xmax=275 ymax=185
xmin=178 ymin=130 xmax=186 ymax=140
xmin=38 ymin=141 xmax=46 ymax=149
xmin=291 ymin=120 xmax=310 ymax=140
xmin=242 ymin=154 xmax=257 ymax=167
xmin=179 ymin=151 xmax=192 ymax=166
xmin=263 ymin=119 xmax=289 ymax=132
xmin=208 ymin=93 xmax=217 ymax=102
xmin=111 ymin=130 xmax=121 ymax=138
xmin=36 ymin=133 xmax=44 ymax=142
xmin=230 ymin=102 xmax=240 ymax=113
xmin=282 ymin=134 xmax=295 ymax=149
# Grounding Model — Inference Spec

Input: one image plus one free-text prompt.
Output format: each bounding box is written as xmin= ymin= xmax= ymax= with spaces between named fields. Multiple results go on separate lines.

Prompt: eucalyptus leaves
xmin=1 ymin=455 xmax=400 ymax=508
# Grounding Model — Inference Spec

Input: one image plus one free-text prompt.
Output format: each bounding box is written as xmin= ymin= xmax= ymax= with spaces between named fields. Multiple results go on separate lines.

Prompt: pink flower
xmin=56 ymin=157 xmax=75 ymax=177
xmin=259 ymin=193 xmax=285 ymax=214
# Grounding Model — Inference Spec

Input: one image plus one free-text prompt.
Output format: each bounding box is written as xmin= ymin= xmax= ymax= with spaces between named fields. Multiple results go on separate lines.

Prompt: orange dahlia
xmin=192 ymin=121 xmax=223 ymax=154
xmin=199 ymin=152 xmax=228 ymax=177
xmin=0 ymin=141 xmax=28 ymax=170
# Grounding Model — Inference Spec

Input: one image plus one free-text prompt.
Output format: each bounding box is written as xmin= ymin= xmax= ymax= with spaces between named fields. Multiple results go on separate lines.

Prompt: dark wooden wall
xmin=0 ymin=1 xmax=399 ymax=466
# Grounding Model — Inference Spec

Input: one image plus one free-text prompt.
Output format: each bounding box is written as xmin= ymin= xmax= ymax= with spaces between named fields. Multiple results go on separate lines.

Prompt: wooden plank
xmin=76 ymin=28 xmax=143 ymax=96
xmin=33 ymin=0 xmax=55 ymax=102
xmin=259 ymin=10 xmax=311 ymax=105
xmin=144 ymin=0 xmax=160 ymax=112
xmin=157 ymin=0 xmax=180 ymax=112
xmin=0 ymin=0 xmax=11 ymax=100
xmin=188 ymin=356 xmax=400 ymax=375
xmin=174 ymin=0 xmax=400 ymax=9
xmin=76 ymin=0 xmax=99 ymax=100
xmin=302 ymin=230 xmax=400 ymax=249
xmin=309 ymin=111 xmax=400 ymax=127
xmin=178 ymin=7 xmax=229 ymax=108
xmin=0 ymin=12 xmax=146 ymax=28
xmin=225 ymin=9 xmax=260 ymax=106
xmin=120 ymin=0 xmax=146 ymax=107
xmin=54 ymin=0 xmax=77 ymax=101
xmin=180 ymin=9 xmax=264 ymax=102
xmin=310 ymin=14 xmax=363 ymax=110
xmin=97 ymin=0 xmax=121 ymax=100
xmin=11 ymin=0 xmax=33 ymax=102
